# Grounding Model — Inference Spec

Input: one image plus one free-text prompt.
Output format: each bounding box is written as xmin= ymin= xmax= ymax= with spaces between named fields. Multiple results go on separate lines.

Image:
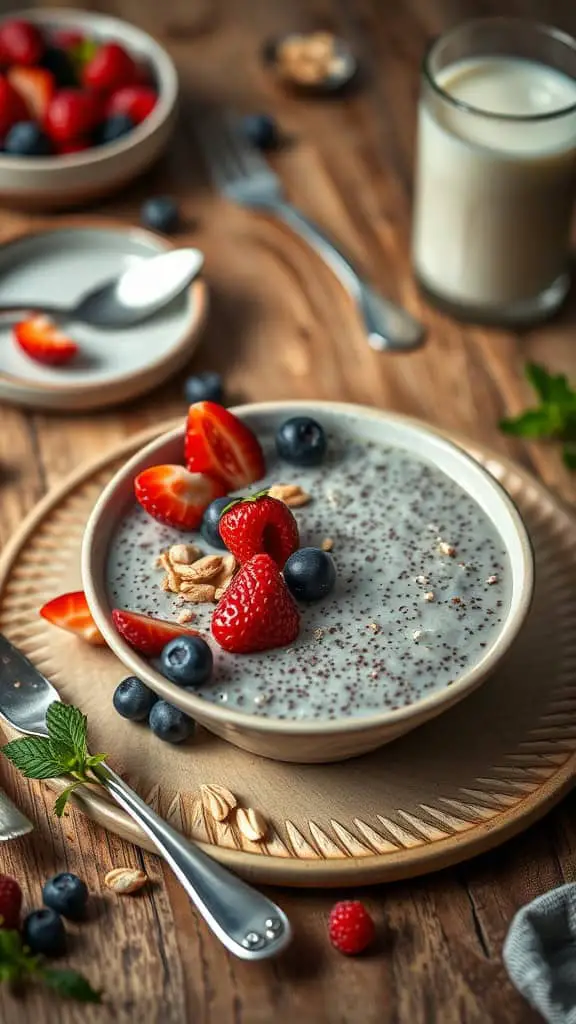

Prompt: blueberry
xmin=23 ymin=909 xmax=66 ymax=957
xmin=160 ymin=636 xmax=213 ymax=687
xmin=97 ymin=113 xmax=135 ymax=145
xmin=201 ymin=496 xmax=235 ymax=549
xmin=140 ymin=196 xmax=179 ymax=234
xmin=284 ymin=547 xmax=336 ymax=601
xmin=184 ymin=371 xmax=224 ymax=405
xmin=148 ymin=700 xmax=195 ymax=743
xmin=113 ymin=676 xmax=157 ymax=721
xmin=42 ymin=872 xmax=88 ymax=921
xmin=41 ymin=46 xmax=78 ymax=88
xmin=4 ymin=122 xmax=52 ymax=157
xmin=276 ymin=417 xmax=327 ymax=467
xmin=242 ymin=113 xmax=280 ymax=150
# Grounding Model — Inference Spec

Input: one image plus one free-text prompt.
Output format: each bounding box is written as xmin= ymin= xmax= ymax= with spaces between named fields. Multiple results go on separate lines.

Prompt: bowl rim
xmin=0 ymin=218 xmax=208 ymax=394
xmin=81 ymin=400 xmax=535 ymax=737
xmin=0 ymin=7 xmax=178 ymax=171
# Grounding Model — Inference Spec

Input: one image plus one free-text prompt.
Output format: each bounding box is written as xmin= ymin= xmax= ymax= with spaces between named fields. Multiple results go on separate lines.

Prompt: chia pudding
xmin=106 ymin=418 xmax=512 ymax=722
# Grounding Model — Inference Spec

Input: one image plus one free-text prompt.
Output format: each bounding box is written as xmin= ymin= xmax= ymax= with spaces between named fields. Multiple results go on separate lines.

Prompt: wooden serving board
xmin=0 ymin=420 xmax=575 ymax=887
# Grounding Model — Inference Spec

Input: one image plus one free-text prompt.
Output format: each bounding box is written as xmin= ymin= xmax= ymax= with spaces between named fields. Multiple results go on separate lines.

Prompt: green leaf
xmin=46 ymin=703 xmax=87 ymax=762
xmin=526 ymin=362 xmax=576 ymax=408
xmin=41 ymin=968 xmax=101 ymax=1003
xmin=85 ymin=753 xmax=107 ymax=768
xmin=2 ymin=737 xmax=65 ymax=779
xmin=0 ymin=928 xmax=24 ymax=963
xmin=499 ymin=407 xmax=563 ymax=439
xmin=563 ymin=445 xmax=576 ymax=469
xmin=53 ymin=782 xmax=84 ymax=818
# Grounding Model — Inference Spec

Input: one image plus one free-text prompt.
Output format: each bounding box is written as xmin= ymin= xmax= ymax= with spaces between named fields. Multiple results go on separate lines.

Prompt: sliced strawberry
xmin=0 ymin=75 xmax=28 ymax=137
xmin=134 ymin=464 xmax=226 ymax=531
xmin=105 ymin=85 xmax=156 ymax=124
xmin=8 ymin=66 xmax=54 ymax=121
xmin=112 ymin=609 xmax=201 ymax=657
xmin=40 ymin=591 xmax=105 ymax=646
xmin=0 ymin=20 xmax=44 ymax=67
xmin=212 ymin=553 xmax=300 ymax=654
xmin=13 ymin=316 xmax=77 ymax=367
xmin=185 ymin=402 xmax=265 ymax=490
xmin=44 ymin=88 xmax=102 ymax=143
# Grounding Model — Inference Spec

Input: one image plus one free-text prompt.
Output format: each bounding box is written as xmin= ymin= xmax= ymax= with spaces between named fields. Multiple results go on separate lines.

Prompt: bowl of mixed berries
xmin=0 ymin=8 xmax=178 ymax=208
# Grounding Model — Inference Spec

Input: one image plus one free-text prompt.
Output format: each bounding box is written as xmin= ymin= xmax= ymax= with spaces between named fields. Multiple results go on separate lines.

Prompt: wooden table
xmin=2 ymin=0 xmax=576 ymax=1020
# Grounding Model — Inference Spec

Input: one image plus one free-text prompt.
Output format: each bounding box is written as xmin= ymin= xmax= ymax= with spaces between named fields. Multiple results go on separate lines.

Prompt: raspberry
xmin=328 ymin=900 xmax=375 ymax=955
xmin=0 ymin=874 xmax=23 ymax=930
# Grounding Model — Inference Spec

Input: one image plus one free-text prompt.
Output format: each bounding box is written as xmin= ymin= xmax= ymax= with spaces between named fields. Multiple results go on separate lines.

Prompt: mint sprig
xmin=0 ymin=929 xmax=100 ymax=1003
xmin=2 ymin=703 xmax=107 ymax=817
xmin=500 ymin=362 xmax=576 ymax=468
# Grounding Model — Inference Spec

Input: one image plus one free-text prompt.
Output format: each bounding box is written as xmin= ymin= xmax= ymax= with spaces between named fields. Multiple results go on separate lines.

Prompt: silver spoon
xmin=0 ymin=248 xmax=204 ymax=329
xmin=0 ymin=633 xmax=292 ymax=960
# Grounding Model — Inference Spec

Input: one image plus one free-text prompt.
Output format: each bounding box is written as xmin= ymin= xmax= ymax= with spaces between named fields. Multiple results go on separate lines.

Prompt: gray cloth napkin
xmin=504 ymin=884 xmax=576 ymax=1023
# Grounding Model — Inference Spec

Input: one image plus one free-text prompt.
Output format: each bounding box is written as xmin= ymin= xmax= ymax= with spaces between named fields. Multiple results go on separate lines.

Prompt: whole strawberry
xmin=328 ymin=900 xmax=375 ymax=956
xmin=219 ymin=494 xmax=299 ymax=569
xmin=0 ymin=875 xmax=22 ymax=931
xmin=212 ymin=553 xmax=300 ymax=654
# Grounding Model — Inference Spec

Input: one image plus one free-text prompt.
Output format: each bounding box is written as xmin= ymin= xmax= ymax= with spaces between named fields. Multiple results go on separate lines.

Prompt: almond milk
xmin=413 ymin=54 xmax=576 ymax=315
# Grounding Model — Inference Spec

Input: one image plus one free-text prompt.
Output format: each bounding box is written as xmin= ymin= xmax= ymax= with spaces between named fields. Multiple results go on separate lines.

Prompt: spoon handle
xmin=96 ymin=764 xmax=291 ymax=961
xmin=0 ymin=302 xmax=68 ymax=317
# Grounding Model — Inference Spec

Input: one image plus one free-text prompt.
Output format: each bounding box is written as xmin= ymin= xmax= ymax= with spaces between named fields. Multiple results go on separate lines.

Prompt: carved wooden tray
xmin=1 ymin=420 xmax=575 ymax=887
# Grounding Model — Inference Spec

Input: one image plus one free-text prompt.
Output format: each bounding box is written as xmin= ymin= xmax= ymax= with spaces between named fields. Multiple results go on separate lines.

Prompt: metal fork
xmin=195 ymin=112 xmax=425 ymax=353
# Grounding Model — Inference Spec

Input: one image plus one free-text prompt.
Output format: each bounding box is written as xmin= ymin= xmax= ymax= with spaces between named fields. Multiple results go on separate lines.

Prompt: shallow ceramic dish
xmin=0 ymin=8 xmax=178 ymax=209
xmin=0 ymin=223 xmax=207 ymax=411
xmin=81 ymin=401 xmax=534 ymax=763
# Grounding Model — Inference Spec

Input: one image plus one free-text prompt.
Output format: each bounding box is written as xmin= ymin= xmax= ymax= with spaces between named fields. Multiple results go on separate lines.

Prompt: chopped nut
xmin=180 ymin=583 xmax=217 ymax=604
xmin=159 ymin=551 xmax=181 ymax=593
xmin=415 ymin=574 xmax=429 ymax=585
xmin=268 ymin=483 xmax=311 ymax=508
xmin=424 ymin=591 xmax=435 ymax=602
xmin=412 ymin=629 xmax=424 ymax=641
xmin=160 ymin=575 xmax=171 ymax=592
xmin=438 ymin=541 xmax=456 ymax=557
xmin=153 ymin=555 xmax=164 ymax=569
xmin=104 ymin=867 xmax=148 ymax=895
xmin=313 ymin=628 xmax=325 ymax=640
xmin=486 ymin=574 xmax=499 ymax=585
xmin=368 ymin=622 xmax=380 ymax=633
xmin=321 ymin=537 xmax=334 ymax=552
xmin=178 ymin=554 xmax=224 ymax=582
xmin=177 ymin=609 xmax=196 ymax=624
xmin=211 ymin=553 xmax=237 ymax=590
xmin=236 ymin=806 xmax=268 ymax=842
xmin=169 ymin=543 xmax=201 ymax=566
xmin=200 ymin=784 xmax=237 ymax=822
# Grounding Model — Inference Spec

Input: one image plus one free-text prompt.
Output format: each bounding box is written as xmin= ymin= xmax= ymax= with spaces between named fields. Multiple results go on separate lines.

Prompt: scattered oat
xmin=236 ymin=806 xmax=268 ymax=843
xmin=268 ymin=483 xmax=311 ymax=508
xmin=415 ymin=574 xmax=429 ymax=585
xmin=314 ymin=628 xmax=325 ymax=640
xmin=486 ymin=574 xmax=499 ymax=585
xmin=200 ymin=783 xmax=237 ymax=822
xmin=321 ymin=537 xmax=334 ymax=552
xmin=177 ymin=609 xmax=196 ymax=624
xmin=104 ymin=867 xmax=148 ymax=895
xmin=438 ymin=540 xmax=456 ymax=557
xmin=412 ymin=629 xmax=424 ymax=641
xmin=424 ymin=591 xmax=435 ymax=602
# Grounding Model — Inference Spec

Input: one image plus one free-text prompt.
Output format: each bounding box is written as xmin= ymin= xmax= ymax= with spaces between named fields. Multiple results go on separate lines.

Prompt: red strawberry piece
xmin=0 ymin=20 xmax=44 ymax=67
xmin=40 ymin=591 xmax=105 ymax=646
xmin=106 ymin=85 xmax=157 ymax=124
xmin=185 ymin=402 xmax=265 ymax=490
xmin=83 ymin=41 xmax=137 ymax=93
xmin=0 ymin=75 xmax=28 ymax=137
xmin=220 ymin=495 xmax=299 ymax=569
xmin=44 ymin=88 xmax=101 ymax=143
xmin=212 ymin=553 xmax=300 ymax=654
xmin=134 ymin=464 xmax=226 ymax=531
xmin=8 ymin=66 xmax=55 ymax=121
xmin=112 ymin=609 xmax=202 ymax=657
xmin=328 ymin=901 xmax=375 ymax=955
xmin=0 ymin=876 xmax=22 ymax=931
xmin=51 ymin=29 xmax=85 ymax=51
xmin=55 ymin=138 xmax=90 ymax=155
xmin=14 ymin=316 xmax=77 ymax=367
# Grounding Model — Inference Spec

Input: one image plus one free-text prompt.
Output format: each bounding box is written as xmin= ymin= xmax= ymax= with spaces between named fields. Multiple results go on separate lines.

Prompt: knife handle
xmin=96 ymin=764 xmax=291 ymax=961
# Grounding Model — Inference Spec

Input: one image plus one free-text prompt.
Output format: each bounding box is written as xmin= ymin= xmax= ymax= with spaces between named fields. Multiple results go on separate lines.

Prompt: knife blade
xmin=0 ymin=789 xmax=33 ymax=840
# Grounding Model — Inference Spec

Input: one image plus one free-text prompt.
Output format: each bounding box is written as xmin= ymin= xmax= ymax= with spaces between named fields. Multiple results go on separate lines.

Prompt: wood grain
xmin=1 ymin=0 xmax=575 ymax=1020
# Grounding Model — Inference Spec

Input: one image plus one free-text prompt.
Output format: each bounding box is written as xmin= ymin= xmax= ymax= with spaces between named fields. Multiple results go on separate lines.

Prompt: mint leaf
xmin=500 ymin=408 xmax=562 ymax=438
xmin=46 ymin=703 xmax=87 ymax=762
xmin=85 ymin=753 xmax=107 ymax=768
xmin=54 ymin=782 xmax=83 ymax=818
xmin=526 ymin=362 xmax=576 ymax=408
xmin=2 ymin=737 xmax=64 ymax=779
xmin=41 ymin=968 xmax=101 ymax=1003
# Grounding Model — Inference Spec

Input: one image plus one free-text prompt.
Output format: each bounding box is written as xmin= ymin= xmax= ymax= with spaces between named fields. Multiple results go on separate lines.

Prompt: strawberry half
xmin=8 ymin=66 xmax=54 ymax=120
xmin=13 ymin=316 xmax=77 ymax=366
xmin=220 ymin=494 xmax=299 ymax=569
xmin=112 ymin=609 xmax=202 ymax=657
xmin=40 ymin=591 xmax=105 ymax=646
xmin=185 ymin=402 xmax=265 ymax=490
xmin=212 ymin=553 xmax=300 ymax=654
xmin=134 ymin=464 xmax=226 ymax=531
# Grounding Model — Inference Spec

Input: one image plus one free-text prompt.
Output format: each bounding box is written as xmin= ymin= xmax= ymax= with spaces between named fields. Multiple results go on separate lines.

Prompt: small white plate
xmin=0 ymin=224 xmax=208 ymax=411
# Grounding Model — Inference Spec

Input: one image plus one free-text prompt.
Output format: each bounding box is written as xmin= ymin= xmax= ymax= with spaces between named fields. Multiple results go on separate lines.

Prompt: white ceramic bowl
xmin=81 ymin=401 xmax=534 ymax=763
xmin=0 ymin=8 xmax=178 ymax=209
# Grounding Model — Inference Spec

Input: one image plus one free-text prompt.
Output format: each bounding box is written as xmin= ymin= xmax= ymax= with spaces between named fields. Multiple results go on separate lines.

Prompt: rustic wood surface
xmin=1 ymin=0 xmax=575 ymax=1020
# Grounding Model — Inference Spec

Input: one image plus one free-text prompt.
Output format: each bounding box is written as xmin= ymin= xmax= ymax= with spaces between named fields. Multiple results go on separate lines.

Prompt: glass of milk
xmin=412 ymin=18 xmax=576 ymax=324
